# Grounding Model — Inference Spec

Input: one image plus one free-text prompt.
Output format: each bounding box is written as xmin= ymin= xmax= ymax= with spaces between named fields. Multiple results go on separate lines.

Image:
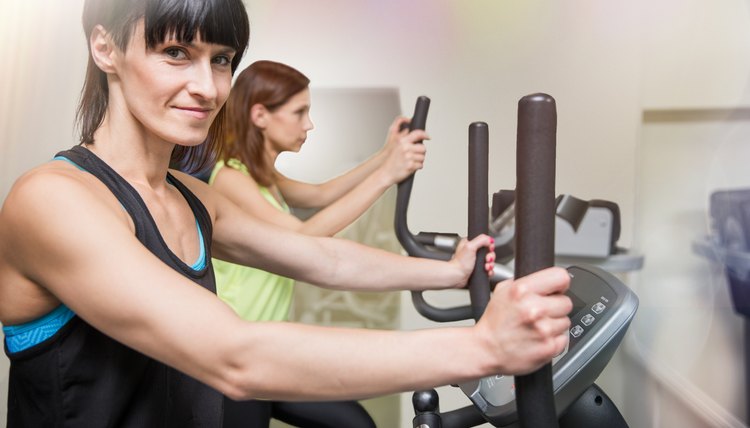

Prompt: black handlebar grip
xmin=409 ymin=96 xmax=431 ymax=133
xmin=515 ymin=93 xmax=556 ymax=277
xmin=467 ymin=122 xmax=491 ymax=321
xmin=395 ymin=97 xmax=444 ymax=260
xmin=513 ymin=93 xmax=559 ymax=428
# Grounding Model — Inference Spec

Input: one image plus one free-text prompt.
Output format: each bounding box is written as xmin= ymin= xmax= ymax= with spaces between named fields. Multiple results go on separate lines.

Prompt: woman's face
xmin=261 ymin=89 xmax=314 ymax=154
xmin=112 ymin=20 xmax=236 ymax=147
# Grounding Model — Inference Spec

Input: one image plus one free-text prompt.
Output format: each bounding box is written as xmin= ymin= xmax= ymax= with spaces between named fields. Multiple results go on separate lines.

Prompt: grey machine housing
xmin=459 ymin=264 xmax=639 ymax=427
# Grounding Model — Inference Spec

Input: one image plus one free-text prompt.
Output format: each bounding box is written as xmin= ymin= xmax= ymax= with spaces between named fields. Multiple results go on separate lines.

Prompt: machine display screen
xmin=568 ymin=292 xmax=587 ymax=317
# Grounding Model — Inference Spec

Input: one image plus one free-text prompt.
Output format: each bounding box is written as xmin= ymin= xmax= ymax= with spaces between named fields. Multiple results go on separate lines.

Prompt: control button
xmin=479 ymin=373 xmax=516 ymax=406
xmin=570 ymin=325 xmax=584 ymax=337
xmin=592 ymin=302 xmax=606 ymax=314
xmin=581 ymin=314 xmax=595 ymax=326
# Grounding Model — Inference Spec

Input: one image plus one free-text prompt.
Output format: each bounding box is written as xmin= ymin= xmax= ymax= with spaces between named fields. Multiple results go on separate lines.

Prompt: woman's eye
xmin=164 ymin=47 xmax=187 ymax=60
xmin=212 ymin=55 xmax=232 ymax=66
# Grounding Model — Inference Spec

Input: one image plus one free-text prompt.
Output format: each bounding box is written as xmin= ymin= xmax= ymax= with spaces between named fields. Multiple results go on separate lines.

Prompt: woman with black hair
xmin=0 ymin=0 xmax=573 ymax=426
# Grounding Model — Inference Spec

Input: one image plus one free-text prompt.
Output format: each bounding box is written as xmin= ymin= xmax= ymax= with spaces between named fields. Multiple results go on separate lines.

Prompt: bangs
xmin=143 ymin=0 xmax=249 ymax=71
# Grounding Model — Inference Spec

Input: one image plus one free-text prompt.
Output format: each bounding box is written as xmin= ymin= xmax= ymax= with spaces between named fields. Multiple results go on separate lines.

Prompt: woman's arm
xmin=277 ymin=116 xmax=424 ymax=209
xmin=223 ymin=265 xmax=572 ymax=401
xmin=204 ymin=172 xmax=488 ymax=291
xmin=0 ymin=168 xmax=571 ymax=402
xmin=212 ymin=118 xmax=428 ymax=237
xmin=285 ymin=130 xmax=426 ymax=236
xmin=210 ymin=165 xmax=306 ymax=231
xmin=212 ymin=143 xmax=424 ymax=237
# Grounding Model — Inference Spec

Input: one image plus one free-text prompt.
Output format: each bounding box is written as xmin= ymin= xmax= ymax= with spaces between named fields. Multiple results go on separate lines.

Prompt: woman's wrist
xmin=439 ymin=259 xmax=469 ymax=290
xmin=374 ymin=146 xmax=389 ymax=166
xmin=371 ymin=164 xmax=396 ymax=189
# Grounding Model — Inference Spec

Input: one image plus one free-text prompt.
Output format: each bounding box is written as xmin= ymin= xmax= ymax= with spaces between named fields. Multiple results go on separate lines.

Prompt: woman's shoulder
xmin=224 ymin=158 xmax=251 ymax=175
xmin=5 ymin=161 xmax=104 ymax=208
xmin=8 ymin=160 xmax=112 ymax=208
xmin=208 ymin=158 xmax=251 ymax=184
xmin=0 ymin=161 xmax=129 ymax=245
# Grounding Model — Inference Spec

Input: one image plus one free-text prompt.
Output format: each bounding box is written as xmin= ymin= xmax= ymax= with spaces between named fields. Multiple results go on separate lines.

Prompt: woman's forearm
xmin=278 ymin=150 xmax=386 ymax=209
xmin=296 ymin=167 xmax=392 ymax=237
xmin=217 ymin=322 xmax=489 ymax=401
xmin=211 ymin=267 xmax=572 ymax=401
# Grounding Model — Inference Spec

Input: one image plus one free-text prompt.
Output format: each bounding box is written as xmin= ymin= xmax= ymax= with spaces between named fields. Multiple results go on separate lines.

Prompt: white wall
xmin=241 ymin=0 xmax=642 ymax=243
xmin=629 ymin=1 xmax=750 ymax=427
xmin=0 ymin=2 xmax=88 ymax=425
xmin=2 ymin=0 xmax=750 ymax=427
xmin=0 ymin=2 xmax=88 ymax=199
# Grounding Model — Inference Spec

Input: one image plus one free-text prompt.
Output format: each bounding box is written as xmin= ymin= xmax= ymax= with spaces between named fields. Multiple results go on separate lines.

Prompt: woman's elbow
xmin=211 ymin=355 xmax=266 ymax=401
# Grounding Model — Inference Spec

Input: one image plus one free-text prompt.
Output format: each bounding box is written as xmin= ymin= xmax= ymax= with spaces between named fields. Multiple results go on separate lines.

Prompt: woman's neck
xmin=88 ymin=115 xmax=175 ymax=190
xmin=263 ymin=144 xmax=280 ymax=182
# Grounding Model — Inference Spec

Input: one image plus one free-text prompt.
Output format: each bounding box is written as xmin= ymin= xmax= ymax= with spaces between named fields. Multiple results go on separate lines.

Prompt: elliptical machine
xmin=396 ymin=95 xmax=638 ymax=428
xmin=693 ymin=189 xmax=750 ymax=423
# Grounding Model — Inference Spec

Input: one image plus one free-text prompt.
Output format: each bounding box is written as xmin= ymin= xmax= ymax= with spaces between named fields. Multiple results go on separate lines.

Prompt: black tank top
xmin=5 ymin=145 xmax=222 ymax=427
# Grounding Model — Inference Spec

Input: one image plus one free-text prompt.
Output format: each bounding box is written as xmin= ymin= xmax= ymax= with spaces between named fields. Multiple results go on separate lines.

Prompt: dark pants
xmin=223 ymin=397 xmax=377 ymax=428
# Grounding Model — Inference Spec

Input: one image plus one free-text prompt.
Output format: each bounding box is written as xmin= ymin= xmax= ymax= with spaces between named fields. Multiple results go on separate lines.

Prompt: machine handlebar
xmin=395 ymin=96 xmax=477 ymax=322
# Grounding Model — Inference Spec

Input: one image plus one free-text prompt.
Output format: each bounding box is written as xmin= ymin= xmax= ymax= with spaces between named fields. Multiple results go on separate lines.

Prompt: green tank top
xmin=209 ymin=159 xmax=295 ymax=322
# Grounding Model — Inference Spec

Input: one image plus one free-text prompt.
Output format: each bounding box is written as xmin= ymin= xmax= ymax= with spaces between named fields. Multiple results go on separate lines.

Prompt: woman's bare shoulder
xmin=2 ymin=161 xmax=117 ymax=219
xmin=0 ymin=161 xmax=127 ymax=322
